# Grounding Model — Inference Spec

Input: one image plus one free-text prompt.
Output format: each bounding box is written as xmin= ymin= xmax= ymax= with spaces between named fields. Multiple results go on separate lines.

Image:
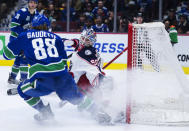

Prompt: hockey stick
xmin=102 ymin=47 xmax=128 ymax=69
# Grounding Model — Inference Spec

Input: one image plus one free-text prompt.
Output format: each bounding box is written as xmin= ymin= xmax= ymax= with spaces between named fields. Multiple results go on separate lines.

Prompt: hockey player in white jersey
xmin=63 ymin=29 xmax=114 ymax=111
xmin=65 ymin=29 xmax=106 ymax=97
xmin=63 ymin=29 xmax=125 ymax=123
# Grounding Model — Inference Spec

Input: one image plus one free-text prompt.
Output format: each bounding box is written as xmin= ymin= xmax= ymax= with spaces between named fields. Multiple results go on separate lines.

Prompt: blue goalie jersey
xmin=3 ymin=30 xmax=68 ymax=82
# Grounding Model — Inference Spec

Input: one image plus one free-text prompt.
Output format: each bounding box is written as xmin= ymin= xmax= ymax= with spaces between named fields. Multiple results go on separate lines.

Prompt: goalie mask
xmin=80 ymin=29 xmax=97 ymax=47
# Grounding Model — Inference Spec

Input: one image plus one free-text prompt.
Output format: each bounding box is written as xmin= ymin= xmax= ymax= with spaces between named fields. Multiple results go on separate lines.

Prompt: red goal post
xmin=127 ymin=24 xmax=133 ymax=70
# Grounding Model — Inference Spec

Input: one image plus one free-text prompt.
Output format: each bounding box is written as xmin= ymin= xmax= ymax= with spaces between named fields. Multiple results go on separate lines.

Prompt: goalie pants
xmin=17 ymin=72 xmax=84 ymax=110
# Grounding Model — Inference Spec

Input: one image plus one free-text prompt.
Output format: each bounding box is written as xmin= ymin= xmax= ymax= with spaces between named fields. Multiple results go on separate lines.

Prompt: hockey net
xmin=126 ymin=22 xmax=189 ymax=126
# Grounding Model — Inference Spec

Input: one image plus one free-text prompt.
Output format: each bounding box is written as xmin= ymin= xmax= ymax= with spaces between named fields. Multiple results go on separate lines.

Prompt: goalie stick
xmin=7 ymin=46 xmax=128 ymax=96
xmin=102 ymin=47 xmax=128 ymax=69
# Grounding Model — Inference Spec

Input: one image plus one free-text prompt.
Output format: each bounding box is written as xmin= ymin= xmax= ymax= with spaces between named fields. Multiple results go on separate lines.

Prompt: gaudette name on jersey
xmin=27 ymin=31 xmax=55 ymax=39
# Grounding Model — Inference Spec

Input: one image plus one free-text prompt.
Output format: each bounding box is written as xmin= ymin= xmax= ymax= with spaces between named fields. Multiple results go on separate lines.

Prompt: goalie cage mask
xmin=80 ymin=29 xmax=97 ymax=47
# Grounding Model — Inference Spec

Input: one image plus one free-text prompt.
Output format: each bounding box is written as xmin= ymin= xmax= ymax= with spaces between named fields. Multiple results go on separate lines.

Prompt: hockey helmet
xmin=32 ymin=14 xmax=50 ymax=29
xmin=80 ymin=29 xmax=97 ymax=46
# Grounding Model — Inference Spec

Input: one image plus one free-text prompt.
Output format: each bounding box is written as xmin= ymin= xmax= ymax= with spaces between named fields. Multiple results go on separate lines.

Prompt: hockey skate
xmin=7 ymin=88 xmax=18 ymax=95
xmin=7 ymin=74 xmax=20 ymax=85
xmin=34 ymin=104 xmax=54 ymax=121
xmin=78 ymin=96 xmax=112 ymax=125
xmin=93 ymin=110 xmax=112 ymax=125
xmin=113 ymin=111 xmax=126 ymax=123
xmin=59 ymin=100 xmax=68 ymax=108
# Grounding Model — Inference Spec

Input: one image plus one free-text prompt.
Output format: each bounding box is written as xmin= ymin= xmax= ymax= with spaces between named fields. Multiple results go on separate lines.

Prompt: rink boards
xmin=0 ymin=32 xmax=189 ymax=73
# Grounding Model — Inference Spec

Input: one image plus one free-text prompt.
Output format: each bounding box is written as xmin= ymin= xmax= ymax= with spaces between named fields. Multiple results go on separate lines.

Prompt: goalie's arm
xmin=62 ymin=38 xmax=82 ymax=58
xmin=62 ymin=38 xmax=78 ymax=48
xmin=63 ymin=38 xmax=83 ymax=51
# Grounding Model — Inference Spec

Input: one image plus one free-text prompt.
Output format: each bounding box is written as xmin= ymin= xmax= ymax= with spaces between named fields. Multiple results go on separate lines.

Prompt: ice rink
xmin=1 ymin=66 xmax=189 ymax=131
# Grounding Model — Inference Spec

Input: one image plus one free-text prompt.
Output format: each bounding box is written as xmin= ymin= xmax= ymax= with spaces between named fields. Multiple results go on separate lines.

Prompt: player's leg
xmin=19 ymin=55 xmax=28 ymax=82
xmin=56 ymin=72 xmax=112 ymax=124
xmin=99 ymin=74 xmax=114 ymax=93
xmin=76 ymin=73 xmax=114 ymax=96
xmin=17 ymin=79 xmax=54 ymax=121
xmin=8 ymin=56 xmax=20 ymax=85
xmin=77 ymin=73 xmax=93 ymax=94
xmin=85 ymin=72 xmax=104 ymax=101
xmin=58 ymin=71 xmax=88 ymax=107
xmin=86 ymin=72 xmax=100 ymax=88
xmin=56 ymin=72 xmax=95 ymax=108
xmin=68 ymin=71 xmax=93 ymax=95
xmin=55 ymin=72 xmax=84 ymax=104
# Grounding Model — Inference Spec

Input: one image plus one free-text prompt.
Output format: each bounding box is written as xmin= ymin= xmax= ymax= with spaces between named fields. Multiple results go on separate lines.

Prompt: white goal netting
xmin=126 ymin=22 xmax=189 ymax=126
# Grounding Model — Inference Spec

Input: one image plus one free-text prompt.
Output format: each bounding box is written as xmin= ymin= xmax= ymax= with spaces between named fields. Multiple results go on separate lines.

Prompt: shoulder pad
xmin=21 ymin=8 xmax=27 ymax=12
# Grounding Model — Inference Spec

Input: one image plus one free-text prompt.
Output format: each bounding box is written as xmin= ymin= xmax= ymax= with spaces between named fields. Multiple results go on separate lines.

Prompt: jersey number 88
xmin=32 ymin=38 xmax=59 ymax=60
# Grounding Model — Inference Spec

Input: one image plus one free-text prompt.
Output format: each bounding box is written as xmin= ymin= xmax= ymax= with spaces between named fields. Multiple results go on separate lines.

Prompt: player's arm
xmin=10 ymin=10 xmax=26 ymax=38
xmin=62 ymin=38 xmax=80 ymax=50
xmin=71 ymin=39 xmax=80 ymax=49
xmin=3 ymin=38 xmax=21 ymax=60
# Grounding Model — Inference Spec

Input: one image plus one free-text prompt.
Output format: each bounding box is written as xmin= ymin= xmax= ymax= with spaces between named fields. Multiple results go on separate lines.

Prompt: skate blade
xmin=7 ymin=83 xmax=18 ymax=89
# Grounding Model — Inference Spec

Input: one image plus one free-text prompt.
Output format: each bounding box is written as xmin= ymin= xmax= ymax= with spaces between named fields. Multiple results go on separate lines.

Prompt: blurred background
xmin=0 ymin=0 xmax=188 ymax=34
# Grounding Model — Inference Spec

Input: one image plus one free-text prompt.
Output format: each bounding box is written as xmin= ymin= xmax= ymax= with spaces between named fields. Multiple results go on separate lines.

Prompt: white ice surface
xmin=0 ymin=66 xmax=189 ymax=131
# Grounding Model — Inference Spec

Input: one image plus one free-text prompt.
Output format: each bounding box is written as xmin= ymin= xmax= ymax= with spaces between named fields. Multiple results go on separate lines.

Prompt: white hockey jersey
xmin=70 ymin=45 xmax=103 ymax=87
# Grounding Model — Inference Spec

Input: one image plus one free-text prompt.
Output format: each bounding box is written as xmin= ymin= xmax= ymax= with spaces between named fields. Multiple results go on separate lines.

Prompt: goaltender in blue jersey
xmin=3 ymin=14 xmax=112 ymax=124
xmin=8 ymin=0 xmax=39 ymax=85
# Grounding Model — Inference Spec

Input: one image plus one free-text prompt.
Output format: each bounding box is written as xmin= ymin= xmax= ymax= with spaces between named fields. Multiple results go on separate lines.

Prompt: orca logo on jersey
xmin=85 ymin=50 xmax=92 ymax=55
